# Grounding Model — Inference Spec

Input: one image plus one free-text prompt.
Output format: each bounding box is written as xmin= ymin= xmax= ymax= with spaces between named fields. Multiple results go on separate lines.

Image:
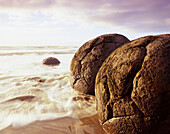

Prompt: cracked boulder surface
xmin=70 ymin=34 xmax=130 ymax=95
xmin=95 ymin=34 xmax=170 ymax=134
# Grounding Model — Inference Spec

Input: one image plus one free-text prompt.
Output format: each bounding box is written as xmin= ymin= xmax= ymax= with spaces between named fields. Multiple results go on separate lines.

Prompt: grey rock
xmin=42 ymin=57 xmax=60 ymax=66
xmin=70 ymin=34 xmax=130 ymax=95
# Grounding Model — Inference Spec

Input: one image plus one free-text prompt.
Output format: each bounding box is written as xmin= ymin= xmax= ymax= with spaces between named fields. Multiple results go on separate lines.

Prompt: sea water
xmin=0 ymin=46 xmax=96 ymax=130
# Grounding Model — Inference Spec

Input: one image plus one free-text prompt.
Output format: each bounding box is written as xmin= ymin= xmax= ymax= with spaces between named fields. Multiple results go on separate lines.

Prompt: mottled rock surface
xmin=42 ymin=57 xmax=60 ymax=66
xmin=95 ymin=34 xmax=170 ymax=134
xmin=70 ymin=34 xmax=130 ymax=95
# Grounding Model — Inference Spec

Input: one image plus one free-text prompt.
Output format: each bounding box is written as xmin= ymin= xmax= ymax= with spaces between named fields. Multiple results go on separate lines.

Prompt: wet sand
xmin=0 ymin=114 xmax=106 ymax=134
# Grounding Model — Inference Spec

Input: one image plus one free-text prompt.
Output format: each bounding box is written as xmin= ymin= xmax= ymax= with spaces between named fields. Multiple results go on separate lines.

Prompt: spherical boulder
xmin=42 ymin=57 xmax=60 ymax=66
xmin=95 ymin=34 xmax=170 ymax=134
xmin=70 ymin=34 xmax=130 ymax=95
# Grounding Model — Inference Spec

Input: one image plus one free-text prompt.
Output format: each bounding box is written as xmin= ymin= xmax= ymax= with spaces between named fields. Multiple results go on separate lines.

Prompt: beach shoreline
xmin=0 ymin=114 xmax=106 ymax=134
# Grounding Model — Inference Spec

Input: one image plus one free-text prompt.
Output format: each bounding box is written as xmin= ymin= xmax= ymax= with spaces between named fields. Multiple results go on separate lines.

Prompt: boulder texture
xmin=95 ymin=34 xmax=170 ymax=134
xmin=70 ymin=34 xmax=130 ymax=95
xmin=42 ymin=57 xmax=60 ymax=66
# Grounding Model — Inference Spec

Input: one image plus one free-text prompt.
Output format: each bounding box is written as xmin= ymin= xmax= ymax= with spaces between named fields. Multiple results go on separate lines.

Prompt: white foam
xmin=0 ymin=47 xmax=96 ymax=130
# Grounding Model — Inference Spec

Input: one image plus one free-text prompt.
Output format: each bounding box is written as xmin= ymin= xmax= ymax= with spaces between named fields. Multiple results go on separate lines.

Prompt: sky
xmin=0 ymin=0 xmax=169 ymax=46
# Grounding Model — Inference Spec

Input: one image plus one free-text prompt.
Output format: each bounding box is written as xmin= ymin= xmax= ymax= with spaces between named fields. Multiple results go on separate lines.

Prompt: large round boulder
xmin=95 ymin=34 xmax=170 ymax=134
xmin=42 ymin=57 xmax=60 ymax=66
xmin=70 ymin=34 xmax=130 ymax=95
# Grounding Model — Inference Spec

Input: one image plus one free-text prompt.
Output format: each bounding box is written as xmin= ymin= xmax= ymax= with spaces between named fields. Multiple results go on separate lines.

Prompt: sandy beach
xmin=0 ymin=114 xmax=106 ymax=134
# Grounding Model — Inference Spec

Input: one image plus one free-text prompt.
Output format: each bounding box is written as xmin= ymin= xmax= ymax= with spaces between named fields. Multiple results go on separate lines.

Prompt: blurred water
xmin=0 ymin=46 xmax=96 ymax=130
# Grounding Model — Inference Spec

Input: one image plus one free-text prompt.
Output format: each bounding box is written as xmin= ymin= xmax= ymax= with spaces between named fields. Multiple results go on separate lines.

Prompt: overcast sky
xmin=0 ymin=0 xmax=169 ymax=46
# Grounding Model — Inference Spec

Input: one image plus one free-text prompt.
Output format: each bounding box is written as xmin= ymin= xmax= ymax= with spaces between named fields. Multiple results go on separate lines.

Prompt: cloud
xmin=0 ymin=0 xmax=169 ymax=33
xmin=0 ymin=0 xmax=56 ymax=8
xmin=165 ymin=18 xmax=170 ymax=25
xmin=63 ymin=0 xmax=170 ymax=32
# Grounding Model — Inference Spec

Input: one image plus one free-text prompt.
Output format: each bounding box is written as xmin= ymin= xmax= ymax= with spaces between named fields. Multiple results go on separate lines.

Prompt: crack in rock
xmin=95 ymin=34 xmax=170 ymax=134
xmin=70 ymin=34 xmax=130 ymax=95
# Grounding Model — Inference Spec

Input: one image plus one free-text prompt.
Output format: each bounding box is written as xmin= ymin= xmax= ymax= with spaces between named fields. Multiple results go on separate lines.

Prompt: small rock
xmin=72 ymin=96 xmax=84 ymax=101
xmin=42 ymin=57 xmax=60 ymax=66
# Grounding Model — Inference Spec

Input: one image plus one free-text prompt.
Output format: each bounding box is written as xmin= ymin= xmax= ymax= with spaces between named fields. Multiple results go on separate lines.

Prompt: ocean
xmin=0 ymin=46 xmax=97 ymax=131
